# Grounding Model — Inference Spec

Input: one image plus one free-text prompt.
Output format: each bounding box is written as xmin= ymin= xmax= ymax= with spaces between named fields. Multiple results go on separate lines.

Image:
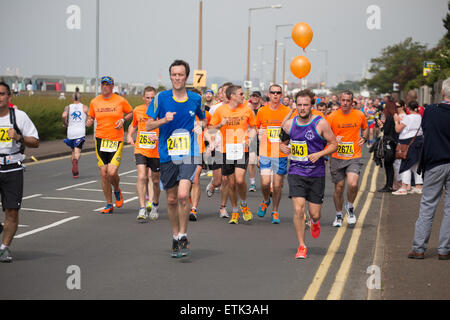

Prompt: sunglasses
xmin=270 ymin=91 xmax=282 ymax=95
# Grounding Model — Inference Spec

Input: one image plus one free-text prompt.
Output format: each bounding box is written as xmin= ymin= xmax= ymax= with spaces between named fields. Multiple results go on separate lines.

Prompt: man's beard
xmin=299 ymin=112 xmax=311 ymax=120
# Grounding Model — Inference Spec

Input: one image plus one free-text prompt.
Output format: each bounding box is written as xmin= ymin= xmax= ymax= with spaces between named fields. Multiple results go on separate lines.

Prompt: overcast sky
xmin=1 ymin=0 xmax=448 ymax=88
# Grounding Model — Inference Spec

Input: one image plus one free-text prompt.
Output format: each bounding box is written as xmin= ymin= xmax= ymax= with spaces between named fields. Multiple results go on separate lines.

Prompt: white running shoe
xmin=137 ymin=208 xmax=148 ymax=223
xmin=206 ymin=181 xmax=215 ymax=197
xmin=219 ymin=207 xmax=229 ymax=219
xmin=345 ymin=204 xmax=357 ymax=226
xmin=149 ymin=205 xmax=159 ymax=220
xmin=332 ymin=215 xmax=343 ymax=227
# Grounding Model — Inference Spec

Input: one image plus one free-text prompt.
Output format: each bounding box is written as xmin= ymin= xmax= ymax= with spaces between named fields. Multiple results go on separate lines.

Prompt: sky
xmin=1 ymin=0 xmax=448 ymax=89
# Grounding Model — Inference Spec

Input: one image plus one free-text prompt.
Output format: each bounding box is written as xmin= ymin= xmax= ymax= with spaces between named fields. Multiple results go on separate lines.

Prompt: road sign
xmin=244 ymin=80 xmax=252 ymax=89
xmin=194 ymin=70 xmax=207 ymax=88
xmin=423 ymin=61 xmax=436 ymax=77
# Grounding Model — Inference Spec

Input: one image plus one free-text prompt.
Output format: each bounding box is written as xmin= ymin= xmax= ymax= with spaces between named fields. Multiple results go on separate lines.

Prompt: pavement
xmin=18 ymin=137 xmax=450 ymax=299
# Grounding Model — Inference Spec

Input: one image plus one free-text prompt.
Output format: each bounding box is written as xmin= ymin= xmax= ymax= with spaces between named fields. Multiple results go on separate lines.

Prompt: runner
xmin=189 ymin=107 xmax=212 ymax=221
xmin=86 ymin=76 xmax=133 ymax=214
xmin=209 ymin=85 xmax=256 ymax=224
xmin=0 ymin=82 xmax=39 ymax=263
xmin=146 ymin=59 xmax=205 ymax=258
xmin=248 ymin=91 xmax=264 ymax=192
xmin=327 ymin=90 xmax=369 ymax=227
xmin=280 ymin=89 xmax=338 ymax=258
xmin=126 ymin=86 xmax=160 ymax=222
xmin=364 ymin=101 xmax=377 ymax=147
xmin=62 ymin=92 xmax=88 ymax=178
xmin=255 ymin=84 xmax=290 ymax=224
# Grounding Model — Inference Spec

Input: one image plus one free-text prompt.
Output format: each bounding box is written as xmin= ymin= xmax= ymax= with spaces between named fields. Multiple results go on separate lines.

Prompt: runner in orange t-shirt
xmin=209 ymin=85 xmax=256 ymax=224
xmin=127 ymin=86 xmax=161 ymax=222
xmin=86 ymin=76 xmax=133 ymax=214
xmin=326 ymin=90 xmax=368 ymax=228
xmin=255 ymin=84 xmax=291 ymax=224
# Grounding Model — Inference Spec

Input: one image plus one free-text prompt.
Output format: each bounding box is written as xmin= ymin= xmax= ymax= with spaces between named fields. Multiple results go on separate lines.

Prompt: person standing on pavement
xmin=248 ymin=91 xmax=264 ymax=192
xmin=146 ymin=60 xmax=205 ymax=258
xmin=62 ymin=92 xmax=88 ymax=179
xmin=408 ymin=77 xmax=450 ymax=261
xmin=327 ymin=90 xmax=369 ymax=227
xmin=86 ymin=76 xmax=133 ymax=214
xmin=0 ymin=82 xmax=39 ymax=263
xmin=280 ymin=89 xmax=338 ymax=259
xmin=127 ymin=86 xmax=161 ymax=222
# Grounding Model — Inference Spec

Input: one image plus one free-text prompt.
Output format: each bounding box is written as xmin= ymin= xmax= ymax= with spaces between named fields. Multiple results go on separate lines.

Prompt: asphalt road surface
xmin=0 ymin=145 xmax=384 ymax=300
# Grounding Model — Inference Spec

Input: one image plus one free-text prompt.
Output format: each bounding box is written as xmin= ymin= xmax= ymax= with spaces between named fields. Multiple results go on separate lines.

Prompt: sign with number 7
xmin=193 ymin=70 xmax=207 ymax=88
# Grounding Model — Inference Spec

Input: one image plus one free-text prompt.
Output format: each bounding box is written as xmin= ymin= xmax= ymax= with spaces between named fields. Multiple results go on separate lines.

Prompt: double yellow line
xmin=303 ymin=157 xmax=378 ymax=300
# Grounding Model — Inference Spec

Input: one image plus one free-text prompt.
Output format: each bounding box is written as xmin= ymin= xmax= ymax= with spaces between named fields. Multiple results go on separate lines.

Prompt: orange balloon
xmin=292 ymin=22 xmax=313 ymax=49
xmin=290 ymin=56 xmax=311 ymax=79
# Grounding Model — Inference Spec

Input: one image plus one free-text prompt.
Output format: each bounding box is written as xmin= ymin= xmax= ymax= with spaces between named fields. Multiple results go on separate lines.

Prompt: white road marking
xmin=75 ymin=188 xmax=135 ymax=194
xmin=14 ymin=216 xmax=80 ymax=239
xmin=119 ymin=169 xmax=137 ymax=176
xmin=41 ymin=197 xmax=104 ymax=203
xmin=93 ymin=196 xmax=138 ymax=211
xmin=57 ymin=180 xmax=97 ymax=191
xmin=20 ymin=208 xmax=68 ymax=214
xmin=22 ymin=194 xmax=43 ymax=200
xmin=117 ymin=182 xmax=136 ymax=186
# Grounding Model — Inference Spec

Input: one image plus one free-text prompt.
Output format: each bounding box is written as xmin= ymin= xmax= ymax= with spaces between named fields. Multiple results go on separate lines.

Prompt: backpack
xmin=9 ymin=107 xmax=25 ymax=154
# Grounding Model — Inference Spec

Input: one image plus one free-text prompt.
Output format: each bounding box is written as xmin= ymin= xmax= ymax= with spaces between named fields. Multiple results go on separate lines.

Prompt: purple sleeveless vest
xmin=288 ymin=116 xmax=327 ymax=177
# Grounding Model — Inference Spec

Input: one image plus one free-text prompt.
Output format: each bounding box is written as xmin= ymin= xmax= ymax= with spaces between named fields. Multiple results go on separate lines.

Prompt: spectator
xmin=393 ymin=100 xmax=406 ymax=190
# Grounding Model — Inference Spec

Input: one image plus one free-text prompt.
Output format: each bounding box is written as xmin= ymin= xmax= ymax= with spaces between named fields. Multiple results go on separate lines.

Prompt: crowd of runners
xmin=1 ymin=60 xmax=449 ymax=263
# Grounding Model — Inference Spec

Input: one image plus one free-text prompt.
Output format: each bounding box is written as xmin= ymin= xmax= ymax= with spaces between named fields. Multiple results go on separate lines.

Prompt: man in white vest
xmin=62 ymin=92 xmax=88 ymax=178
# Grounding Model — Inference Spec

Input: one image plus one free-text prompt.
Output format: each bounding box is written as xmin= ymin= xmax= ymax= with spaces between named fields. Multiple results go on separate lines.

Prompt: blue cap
xmin=100 ymin=76 xmax=114 ymax=85
xmin=205 ymin=89 xmax=214 ymax=95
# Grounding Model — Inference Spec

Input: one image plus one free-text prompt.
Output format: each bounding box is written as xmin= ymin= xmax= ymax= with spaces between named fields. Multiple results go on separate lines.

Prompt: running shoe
xmin=257 ymin=199 xmax=271 ymax=217
xmin=409 ymin=187 xmax=423 ymax=195
xmin=0 ymin=247 xmax=12 ymax=263
xmin=295 ymin=245 xmax=307 ymax=259
xmin=114 ymin=189 xmax=124 ymax=208
xmin=189 ymin=208 xmax=198 ymax=221
xmin=219 ymin=206 xmax=229 ymax=219
xmin=332 ymin=215 xmax=343 ymax=227
xmin=271 ymin=212 xmax=280 ymax=224
xmin=171 ymin=238 xmax=180 ymax=258
xmin=149 ymin=205 xmax=159 ymax=221
xmin=310 ymin=219 xmax=321 ymax=238
xmin=136 ymin=207 xmax=147 ymax=223
xmin=229 ymin=212 xmax=240 ymax=224
xmin=248 ymin=183 xmax=256 ymax=192
xmin=206 ymin=181 xmax=215 ymax=197
xmin=178 ymin=236 xmax=191 ymax=257
xmin=146 ymin=200 xmax=152 ymax=212
xmin=100 ymin=204 xmax=114 ymax=214
xmin=241 ymin=204 xmax=253 ymax=222
xmin=345 ymin=204 xmax=357 ymax=226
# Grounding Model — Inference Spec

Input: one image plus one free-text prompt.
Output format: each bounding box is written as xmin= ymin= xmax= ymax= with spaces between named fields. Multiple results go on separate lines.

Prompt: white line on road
xmin=20 ymin=208 xmax=68 ymax=214
xmin=75 ymin=188 xmax=136 ymax=195
xmin=41 ymin=197 xmax=104 ymax=203
xmin=22 ymin=194 xmax=43 ymax=200
xmin=117 ymin=182 xmax=136 ymax=186
xmin=14 ymin=216 xmax=80 ymax=239
xmin=57 ymin=180 xmax=97 ymax=191
xmin=119 ymin=169 xmax=137 ymax=176
xmin=93 ymin=196 xmax=138 ymax=211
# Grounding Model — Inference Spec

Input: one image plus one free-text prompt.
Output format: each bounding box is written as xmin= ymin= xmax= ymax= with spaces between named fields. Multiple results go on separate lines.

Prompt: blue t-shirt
xmin=146 ymin=90 xmax=205 ymax=163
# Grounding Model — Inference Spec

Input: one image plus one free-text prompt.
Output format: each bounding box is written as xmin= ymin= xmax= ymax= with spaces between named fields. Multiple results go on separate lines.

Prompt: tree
xmin=363 ymin=38 xmax=427 ymax=94
xmin=333 ymin=80 xmax=362 ymax=93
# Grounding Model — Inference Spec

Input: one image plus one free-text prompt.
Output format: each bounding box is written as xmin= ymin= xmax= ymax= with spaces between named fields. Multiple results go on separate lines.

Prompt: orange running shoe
xmin=310 ymin=219 xmax=321 ymax=239
xmin=229 ymin=212 xmax=240 ymax=224
xmin=100 ymin=204 xmax=114 ymax=214
xmin=295 ymin=245 xmax=307 ymax=259
xmin=241 ymin=204 xmax=253 ymax=222
xmin=114 ymin=189 xmax=123 ymax=208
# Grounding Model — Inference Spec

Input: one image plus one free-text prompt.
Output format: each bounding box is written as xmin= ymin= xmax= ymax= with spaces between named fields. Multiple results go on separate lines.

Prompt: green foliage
xmin=333 ymin=80 xmax=362 ymax=93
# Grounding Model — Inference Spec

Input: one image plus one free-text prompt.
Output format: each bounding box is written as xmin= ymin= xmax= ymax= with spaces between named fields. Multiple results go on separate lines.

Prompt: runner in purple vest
xmin=281 ymin=89 xmax=338 ymax=259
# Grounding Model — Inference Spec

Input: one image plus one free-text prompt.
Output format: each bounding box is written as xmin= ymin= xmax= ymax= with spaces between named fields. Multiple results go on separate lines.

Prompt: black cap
xmin=251 ymin=91 xmax=262 ymax=97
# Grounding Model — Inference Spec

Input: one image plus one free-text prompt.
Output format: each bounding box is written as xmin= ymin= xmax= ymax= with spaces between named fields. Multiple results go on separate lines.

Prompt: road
xmin=0 ymin=145 xmax=384 ymax=300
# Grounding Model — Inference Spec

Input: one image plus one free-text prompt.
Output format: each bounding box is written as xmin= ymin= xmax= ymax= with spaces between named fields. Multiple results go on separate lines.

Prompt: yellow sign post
xmin=193 ymin=70 xmax=207 ymax=88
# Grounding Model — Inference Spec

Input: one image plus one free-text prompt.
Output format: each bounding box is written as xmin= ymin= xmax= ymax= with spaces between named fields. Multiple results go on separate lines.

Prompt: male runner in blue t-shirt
xmin=146 ymin=60 xmax=205 ymax=258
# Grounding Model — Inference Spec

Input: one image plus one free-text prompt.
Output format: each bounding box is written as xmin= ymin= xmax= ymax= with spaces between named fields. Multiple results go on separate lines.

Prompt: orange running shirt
xmin=89 ymin=94 xmax=133 ymax=142
xmin=327 ymin=108 xmax=368 ymax=159
xmin=197 ymin=110 xmax=211 ymax=153
xmin=210 ymin=103 xmax=256 ymax=153
xmin=256 ymin=104 xmax=291 ymax=158
xmin=131 ymin=104 xmax=159 ymax=158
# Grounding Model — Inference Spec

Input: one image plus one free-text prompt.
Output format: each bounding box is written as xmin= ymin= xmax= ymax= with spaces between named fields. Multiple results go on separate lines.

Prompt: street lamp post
xmin=273 ymin=24 xmax=293 ymax=84
xmin=258 ymin=43 xmax=272 ymax=91
xmin=198 ymin=0 xmax=203 ymax=70
xmin=247 ymin=4 xmax=282 ymax=93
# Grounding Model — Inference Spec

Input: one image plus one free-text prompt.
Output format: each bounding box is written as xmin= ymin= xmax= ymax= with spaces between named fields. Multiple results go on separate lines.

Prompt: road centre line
xmin=327 ymin=164 xmax=379 ymax=300
xmin=20 ymin=208 xmax=68 ymax=214
xmin=303 ymin=157 xmax=374 ymax=300
xmin=41 ymin=197 xmax=104 ymax=203
xmin=57 ymin=180 xmax=97 ymax=191
xmin=93 ymin=196 xmax=138 ymax=211
xmin=76 ymin=188 xmax=135 ymax=194
xmin=14 ymin=216 xmax=80 ymax=239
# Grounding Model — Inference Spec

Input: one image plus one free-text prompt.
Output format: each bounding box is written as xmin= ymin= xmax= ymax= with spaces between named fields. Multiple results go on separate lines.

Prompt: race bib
xmin=226 ymin=143 xmax=244 ymax=160
xmin=290 ymin=140 xmax=308 ymax=162
xmin=0 ymin=126 xmax=13 ymax=149
xmin=138 ymin=131 xmax=157 ymax=149
xmin=267 ymin=126 xmax=281 ymax=143
xmin=100 ymin=139 xmax=119 ymax=153
xmin=337 ymin=142 xmax=354 ymax=157
xmin=167 ymin=132 xmax=190 ymax=156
